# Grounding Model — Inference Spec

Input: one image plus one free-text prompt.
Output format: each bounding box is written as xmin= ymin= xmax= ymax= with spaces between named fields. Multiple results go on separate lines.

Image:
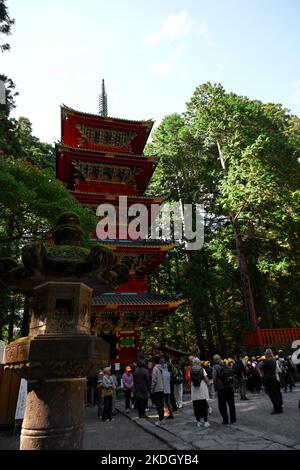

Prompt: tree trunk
xmin=203 ymin=312 xmax=215 ymax=356
xmin=231 ymin=218 xmax=257 ymax=330
xmin=249 ymin=254 xmax=273 ymax=328
xmin=216 ymin=140 xmax=257 ymax=331
xmin=213 ymin=308 xmax=227 ymax=356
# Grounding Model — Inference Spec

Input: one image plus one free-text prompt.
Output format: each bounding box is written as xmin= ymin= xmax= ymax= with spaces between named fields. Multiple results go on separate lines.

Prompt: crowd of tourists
xmin=94 ymin=348 xmax=299 ymax=426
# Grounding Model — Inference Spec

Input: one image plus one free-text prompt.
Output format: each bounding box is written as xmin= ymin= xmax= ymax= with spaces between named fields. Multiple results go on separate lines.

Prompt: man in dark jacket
xmin=259 ymin=348 xmax=283 ymax=414
xmin=133 ymin=360 xmax=150 ymax=418
xmin=213 ymin=354 xmax=236 ymax=425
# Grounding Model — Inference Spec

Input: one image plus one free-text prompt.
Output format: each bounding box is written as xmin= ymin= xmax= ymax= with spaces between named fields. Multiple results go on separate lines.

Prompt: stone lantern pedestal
xmin=4 ymin=281 xmax=109 ymax=450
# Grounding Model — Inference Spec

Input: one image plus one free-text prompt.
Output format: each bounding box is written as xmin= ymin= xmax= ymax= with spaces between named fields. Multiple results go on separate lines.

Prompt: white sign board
xmin=114 ymin=363 xmax=120 ymax=371
xmin=15 ymin=378 xmax=27 ymax=420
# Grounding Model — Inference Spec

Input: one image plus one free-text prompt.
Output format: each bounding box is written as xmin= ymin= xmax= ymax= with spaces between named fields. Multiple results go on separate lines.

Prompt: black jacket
xmin=133 ymin=366 xmax=150 ymax=399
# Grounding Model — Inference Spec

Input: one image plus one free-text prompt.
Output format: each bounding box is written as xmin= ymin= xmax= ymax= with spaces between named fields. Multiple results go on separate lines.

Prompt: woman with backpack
xmin=190 ymin=358 xmax=210 ymax=428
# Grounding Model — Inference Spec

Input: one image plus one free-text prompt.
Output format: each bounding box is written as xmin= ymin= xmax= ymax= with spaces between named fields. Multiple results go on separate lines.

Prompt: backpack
xmin=190 ymin=367 xmax=204 ymax=387
xmin=218 ymin=365 xmax=234 ymax=387
xmin=205 ymin=366 xmax=213 ymax=380
xmin=171 ymin=367 xmax=183 ymax=385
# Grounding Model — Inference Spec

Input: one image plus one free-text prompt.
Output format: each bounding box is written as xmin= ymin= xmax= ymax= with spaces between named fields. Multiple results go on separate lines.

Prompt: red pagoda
xmin=56 ymin=81 xmax=185 ymax=364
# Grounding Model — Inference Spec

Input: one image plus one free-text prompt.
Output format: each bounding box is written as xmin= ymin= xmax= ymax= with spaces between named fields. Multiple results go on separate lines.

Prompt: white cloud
xmin=148 ymin=46 xmax=185 ymax=78
xmin=142 ymin=11 xmax=192 ymax=48
xmin=292 ymin=80 xmax=300 ymax=104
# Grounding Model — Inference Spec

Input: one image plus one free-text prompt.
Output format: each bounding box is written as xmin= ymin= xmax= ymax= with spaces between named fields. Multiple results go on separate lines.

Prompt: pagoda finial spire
xmin=99 ymin=78 xmax=108 ymax=117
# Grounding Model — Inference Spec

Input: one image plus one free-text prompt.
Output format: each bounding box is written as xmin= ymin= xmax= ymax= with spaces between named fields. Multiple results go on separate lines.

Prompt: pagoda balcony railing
xmin=242 ymin=327 xmax=300 ymax=349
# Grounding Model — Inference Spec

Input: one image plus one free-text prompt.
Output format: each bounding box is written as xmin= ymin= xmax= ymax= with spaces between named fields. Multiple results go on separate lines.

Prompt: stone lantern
xmin=0 ymin=212 xmax=128 ymax=450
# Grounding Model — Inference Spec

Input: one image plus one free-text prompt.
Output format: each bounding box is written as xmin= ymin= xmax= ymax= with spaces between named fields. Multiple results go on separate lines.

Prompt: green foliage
xmin=0 ymin=116 xmax=96 ymax=343
xmin=0 ymin=158 xmax=96 ymax=251
xmin=144 ymin=82 xmax=300 ymax=357
xmin=13 ymin=117 xmax=56 ymax=171
xmin=0 ymin=0 xmax=14 ymax=52
xmin=0 ymin=156 xmax=97 ymax=341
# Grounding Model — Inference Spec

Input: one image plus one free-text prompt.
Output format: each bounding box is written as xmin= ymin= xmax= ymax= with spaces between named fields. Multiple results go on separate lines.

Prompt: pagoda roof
xmin=56 ymin=143 xmax=158 ymax=195
xmin=61 ymin=105 xmax=154 ymax=127
xmin=69 ymin=191 xmax=167 ymax=203
xmin=92 ymin=292 xmax=185 ymax=309
xmin=60 ymin=105 xmax=154 ymax=155
xmin=97 ymin=240 xmax=174 ymax=251
xmin=56 ymin=143 xmax=158 ymax=162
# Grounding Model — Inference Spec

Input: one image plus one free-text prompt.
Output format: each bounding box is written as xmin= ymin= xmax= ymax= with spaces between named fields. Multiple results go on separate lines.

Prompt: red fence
xmin=242 ymin=327 xmax=300 ymax=350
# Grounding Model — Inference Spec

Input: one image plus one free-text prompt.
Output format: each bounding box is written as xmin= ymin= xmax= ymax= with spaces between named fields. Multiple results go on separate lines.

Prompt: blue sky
xmin=2 ymin=0 xmax=300 ymax=144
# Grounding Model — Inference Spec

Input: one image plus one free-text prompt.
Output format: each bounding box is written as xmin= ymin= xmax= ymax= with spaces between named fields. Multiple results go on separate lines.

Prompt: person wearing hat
xmin=122 ymin=366 xmax=134 ymax=413
xmin=203 ymin=360 xmax=214 ymax=402
xmin=213 ymin=354 xmax=236 ymax=425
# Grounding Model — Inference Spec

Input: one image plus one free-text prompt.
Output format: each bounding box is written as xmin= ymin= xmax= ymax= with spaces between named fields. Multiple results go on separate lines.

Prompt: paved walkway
xmin=0 ymin=407 xmax=171 ymax=451
xmin=1 ymin=386 xmax=299 ymax=450
xmin=116 ymin=385 xmax=300 ymax=450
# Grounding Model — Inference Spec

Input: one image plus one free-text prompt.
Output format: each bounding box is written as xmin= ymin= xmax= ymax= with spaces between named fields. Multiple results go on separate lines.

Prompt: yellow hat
xmin=260 ymin=356 xmax=266 ymax=360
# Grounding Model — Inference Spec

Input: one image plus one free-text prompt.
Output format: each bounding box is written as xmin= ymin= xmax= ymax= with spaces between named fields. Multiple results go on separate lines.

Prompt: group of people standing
xmin=121 ymin=356 xmax=184 ymax=426
xmin=95 ymin=356 xmax=184 ymax=424
xmin=95 ymin=347 xmax=298 ymax=426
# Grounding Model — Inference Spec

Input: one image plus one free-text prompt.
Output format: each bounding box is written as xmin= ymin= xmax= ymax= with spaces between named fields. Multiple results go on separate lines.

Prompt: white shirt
xmin=191 ymin=369 xmax=209 ymax=401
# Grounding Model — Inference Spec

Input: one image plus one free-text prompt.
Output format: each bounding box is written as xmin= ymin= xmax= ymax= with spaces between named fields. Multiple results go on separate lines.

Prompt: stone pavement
xmin=0 ymin=407 xmax=171 ymax=451
xmin=1 ymin=385 xmax=299 ymax=451
xmin=116 ymin=385 xmax=300 ymax=450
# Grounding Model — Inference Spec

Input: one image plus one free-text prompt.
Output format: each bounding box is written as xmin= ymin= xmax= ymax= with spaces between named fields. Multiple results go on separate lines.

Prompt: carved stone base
xmin=3 ymin=282 xmax=110 ymax=450
xmin=20 ymin=378 xmax=85 ymax=450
